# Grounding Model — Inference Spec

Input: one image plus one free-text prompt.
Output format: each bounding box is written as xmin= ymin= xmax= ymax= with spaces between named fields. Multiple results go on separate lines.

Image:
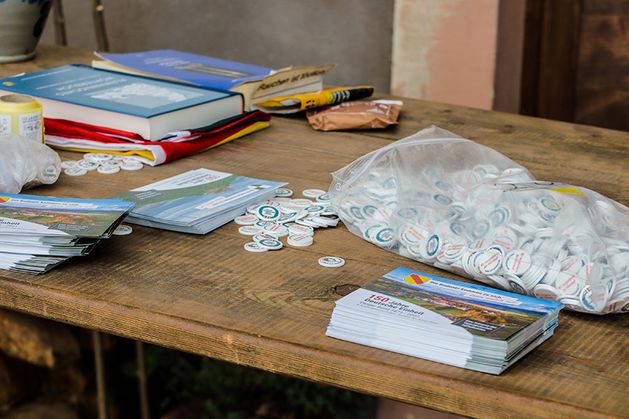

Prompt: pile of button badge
xmin=62 ymin=153 xmax=144 ymax=176
xmin=237 ymin=187 xmax=346 ymax=268
xmin=332 ymin=164 xmax=629 ymax=313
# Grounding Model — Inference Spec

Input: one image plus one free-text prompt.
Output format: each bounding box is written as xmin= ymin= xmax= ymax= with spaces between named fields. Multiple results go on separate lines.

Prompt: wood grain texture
xmin=520 ymin=0 xmax=544 ymax=117
xmin=0 ymin=45 xmax=628 ymax=419
xmin=520 ymin=0 xmax=582 ymax=122
xmin=575 ymin=0 xmax=629 ymax=131
xmin=521 ymin=0 xmax=629 ymax=132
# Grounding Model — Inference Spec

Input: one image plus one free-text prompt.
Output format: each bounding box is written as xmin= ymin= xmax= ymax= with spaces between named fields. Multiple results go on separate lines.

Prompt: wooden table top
xmin=0 ymin=45 xmax=627 ymax=419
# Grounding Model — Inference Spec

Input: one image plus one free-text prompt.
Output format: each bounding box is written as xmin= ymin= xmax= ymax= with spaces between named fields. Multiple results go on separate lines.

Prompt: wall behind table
xmin=41 ymin=0 xmax=394 ymax=92
xmin=391 ymin=0 xmax=526 ymax=112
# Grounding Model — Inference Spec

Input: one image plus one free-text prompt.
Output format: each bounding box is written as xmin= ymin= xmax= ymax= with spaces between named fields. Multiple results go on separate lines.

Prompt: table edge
xmin=0 ymin=275 xmax=618 ymax=419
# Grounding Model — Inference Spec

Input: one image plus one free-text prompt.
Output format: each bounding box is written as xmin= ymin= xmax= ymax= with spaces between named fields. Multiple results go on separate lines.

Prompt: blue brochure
xmin=0 ymin=193 xmax=134 ymax=238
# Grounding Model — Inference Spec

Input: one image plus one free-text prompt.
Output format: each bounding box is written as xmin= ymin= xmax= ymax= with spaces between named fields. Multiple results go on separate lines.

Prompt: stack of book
xmin=0 ymin=193 xmax=134 ymax=274
xmin=115 ymin=168 xmax=285 ymax=234
xmin=93 ymin=51 xmax=373 ymax=115
xmin=326 ymin=267 xmax=563 ymax=375
xmin=0 ymin=65 xmax=271 ymax=166
xmin=92 ymin=50 xmax=334 ymax=111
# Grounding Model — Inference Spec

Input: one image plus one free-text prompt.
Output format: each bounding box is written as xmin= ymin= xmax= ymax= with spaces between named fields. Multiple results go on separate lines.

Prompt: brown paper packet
xmin=307 ymin=100 xmax=402 ymax=131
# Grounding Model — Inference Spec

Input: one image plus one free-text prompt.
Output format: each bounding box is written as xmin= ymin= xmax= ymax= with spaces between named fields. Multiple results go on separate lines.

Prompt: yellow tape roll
xmin=0 ymin=94 xmax=43 ymax=143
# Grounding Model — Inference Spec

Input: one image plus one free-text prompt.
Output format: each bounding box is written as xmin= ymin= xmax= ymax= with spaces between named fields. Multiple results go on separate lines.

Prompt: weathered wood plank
xmin=0 ymin=45 xmax=627 ymax=419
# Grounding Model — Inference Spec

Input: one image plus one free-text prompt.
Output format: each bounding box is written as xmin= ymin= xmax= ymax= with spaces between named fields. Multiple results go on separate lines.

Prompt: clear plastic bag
xmin=329 ymin=126 xmax=629 ymax=314
xmin=0 ymin=133 xmax=61 ymax=193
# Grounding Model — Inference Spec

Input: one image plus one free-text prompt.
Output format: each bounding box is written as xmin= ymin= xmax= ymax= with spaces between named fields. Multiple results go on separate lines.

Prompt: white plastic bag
xmin=329 ymin=126 xmax=629 ymax=314
xmin=0 ymin=133 xmax=61 ymax=193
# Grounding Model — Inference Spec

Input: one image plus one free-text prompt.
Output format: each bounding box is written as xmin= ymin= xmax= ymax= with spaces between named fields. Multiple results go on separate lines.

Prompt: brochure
xmin=326 ymin=267 xmax=562 ymax=374
xmin=0 ymin=193 xmax=134 ymax=274
xmin=116 ymin=168 xmax=285 ymax=234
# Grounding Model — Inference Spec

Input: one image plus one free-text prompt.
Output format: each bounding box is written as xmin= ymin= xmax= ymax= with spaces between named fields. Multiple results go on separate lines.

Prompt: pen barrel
xmin=303 ymin=86 xmax=374 ymax=110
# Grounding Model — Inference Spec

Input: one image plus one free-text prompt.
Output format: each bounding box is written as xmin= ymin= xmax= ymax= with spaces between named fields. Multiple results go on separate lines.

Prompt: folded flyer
xmin=116 ymin=168 xmax=285 ymax=234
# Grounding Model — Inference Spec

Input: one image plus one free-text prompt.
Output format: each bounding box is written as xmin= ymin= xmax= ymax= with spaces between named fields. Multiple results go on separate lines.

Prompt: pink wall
xmin=391 ymin=0 xmax=501 ymax=110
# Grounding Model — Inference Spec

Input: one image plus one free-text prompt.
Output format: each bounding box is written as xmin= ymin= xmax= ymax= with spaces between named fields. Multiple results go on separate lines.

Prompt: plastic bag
xmin=0 ymin=133 xmax=61 ymax=193
xmin=329 ymin=126 xmax=629 ymax=314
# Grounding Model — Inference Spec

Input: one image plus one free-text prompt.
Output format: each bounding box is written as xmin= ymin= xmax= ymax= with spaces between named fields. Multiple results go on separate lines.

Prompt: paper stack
xmin=116 ymin=168 xmax=285 ymax=234
xmin=326 ymin=267 xmax=563 ymax=375
xmin=0 ymin=194 xmax=134 ymax=274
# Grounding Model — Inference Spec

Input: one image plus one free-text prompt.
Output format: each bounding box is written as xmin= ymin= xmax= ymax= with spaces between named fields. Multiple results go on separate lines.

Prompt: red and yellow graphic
xmin=404 ymin=273 xmax=432 ymax=285
xmin=0 ymin=196 xmax=10 ymax=204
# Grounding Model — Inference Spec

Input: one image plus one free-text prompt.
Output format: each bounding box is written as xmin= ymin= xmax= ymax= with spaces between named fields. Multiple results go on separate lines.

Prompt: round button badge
xmin=78 ymin=159 xmax=100 ymax=171
xmin=64 ymin=167 xmax=87 ymax=177
xmin=97 ymin=164 xmax=120 ymax=175
xmin=238 ymin=225 xmax=264 ymax=236
xmin=257 ymin=238 xmax=283 ymax=250
xmin=244 ymin=242 xmax=268 ymax=253
xmin=61 ymin=161 xmax=79 ymax=169
xmin=303 ymin=189 xmax=326 ymax=198
xmin=256 ymin=205 xmax=281 ymax=221
xmin=318 ymin=256 xmax=345 ymax=268
xmin=274 ymin=188 xmax=293 ymax=198
xmin=112 ymin=224 xmax=133 ymax=236
xmin=287 ymin=234 xmax=314 ymax=247
xmin=84 ymin=153 xmax=114 ymax=162
xmin=121 ymin=160 xmax=144 ymax=171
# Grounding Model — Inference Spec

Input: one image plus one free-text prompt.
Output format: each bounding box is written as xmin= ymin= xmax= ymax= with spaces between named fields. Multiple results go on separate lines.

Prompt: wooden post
xmin=52 ymin=0 xmax=67 ymax=46
xmin=92 ymin=331 xmax=107 ymax=419
xmin=136 ymin=341 xmax=150 ymax=419
xmin=92 ymin=0 xmax=109 ymax=52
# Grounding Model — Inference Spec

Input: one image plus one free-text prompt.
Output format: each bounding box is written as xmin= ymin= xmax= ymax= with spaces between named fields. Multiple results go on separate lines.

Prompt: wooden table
xmin=1 ymin=46 xmax=627 ymax=419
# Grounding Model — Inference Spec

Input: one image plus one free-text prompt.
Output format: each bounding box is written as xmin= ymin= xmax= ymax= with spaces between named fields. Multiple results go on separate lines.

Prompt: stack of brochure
xmin=326 ymin=267 xmax=563 ymax=375
xmin=0 ymin=194 xmax=134 ymax=274
xmin=116 ymin=168 xmax=285 ymax=234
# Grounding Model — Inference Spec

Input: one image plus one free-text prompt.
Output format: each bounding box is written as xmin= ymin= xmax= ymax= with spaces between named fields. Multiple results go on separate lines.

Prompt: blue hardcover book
xmin=95 ymin=50 xmax=274 ymax=91
xmin=0 ymin=65 xmax=244 ymax=140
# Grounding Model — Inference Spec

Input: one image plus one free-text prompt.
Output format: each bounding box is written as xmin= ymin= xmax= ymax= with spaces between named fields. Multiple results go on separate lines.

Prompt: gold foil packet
xmin=307 ymin=100 xmax=402 ymax=131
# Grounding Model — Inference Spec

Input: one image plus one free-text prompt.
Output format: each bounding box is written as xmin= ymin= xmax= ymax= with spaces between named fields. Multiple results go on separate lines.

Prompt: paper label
xmin=0 ymin=115 xmax=10 ymax=134
xmin=18 ymin=111 xmax=42 ymax=142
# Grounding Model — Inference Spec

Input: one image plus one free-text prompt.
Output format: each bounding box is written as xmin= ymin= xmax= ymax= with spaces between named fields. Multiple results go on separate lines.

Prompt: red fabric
xmin=44 ymin=111 xmax=271 ymax=163
xmin=45 ymin=118 xmax=146 ymax=143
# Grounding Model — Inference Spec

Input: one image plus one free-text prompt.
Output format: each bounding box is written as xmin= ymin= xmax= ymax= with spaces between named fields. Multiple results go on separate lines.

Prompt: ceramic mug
xmin=0 ymin=0 xmax=52 ymax=63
